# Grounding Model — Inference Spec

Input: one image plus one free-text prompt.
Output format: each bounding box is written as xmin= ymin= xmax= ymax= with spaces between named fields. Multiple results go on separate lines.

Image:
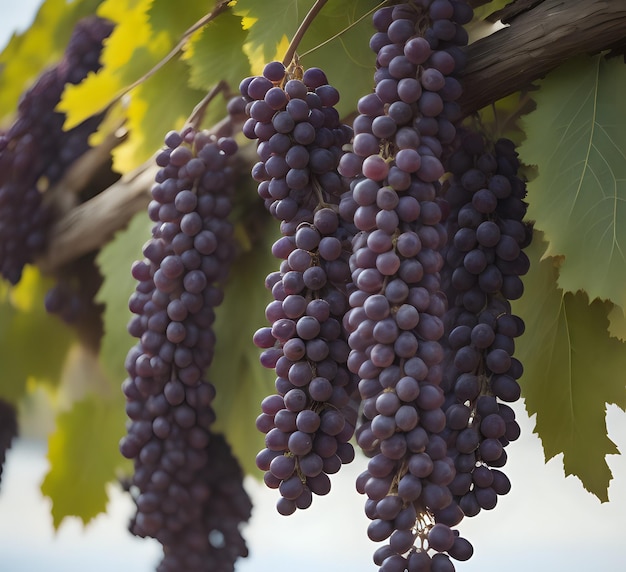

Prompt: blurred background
xmin=0 ymin=2 xmax=625 ymax=571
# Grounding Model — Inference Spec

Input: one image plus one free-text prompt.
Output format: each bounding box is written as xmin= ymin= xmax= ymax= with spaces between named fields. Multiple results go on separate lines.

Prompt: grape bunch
xmin=438 ymin=129 xmax=531 ymax=519
xmin=336 ymin=1 xmax=477 ymax=570
xmin=241 ymin=61 xmax=361 ymax=514
xmin=0 ymin=16 xmax=114 ymax=285
xmin=0 ymin=399 xmax=18 ymax=490
xmin=119 ymin=127 xmax=251 ymax=572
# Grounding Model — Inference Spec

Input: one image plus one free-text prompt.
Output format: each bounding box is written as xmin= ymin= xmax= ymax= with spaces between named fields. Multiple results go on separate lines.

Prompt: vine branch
xmin=36 ymin=0 xmax=626 ymax=274
xmin=282 ymin=0 xmax=329 ymax=67
xmin=458 ymin=0 xmax=626 ymax=116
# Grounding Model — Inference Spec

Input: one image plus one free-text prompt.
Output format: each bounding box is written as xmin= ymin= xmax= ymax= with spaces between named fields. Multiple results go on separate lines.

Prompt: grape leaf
xmin=41 ymin=392 xmax=127 ymax=528
xmin=512 ymin=232 xmax=626 ymax=501
xmin=233 ymin=0 xmax=305 ymax=63
xmin=472 ymin=0 xmax=514 ymax=21
xmin=148 ymin=0 xmax=211 ymax=42
xmin=518 ymin=54 xmax=626 ymax=309
xmin=210 ymin=219 xmax=279 ymax=478
xmin=607 ymin=305 xmax=626 ymax=342
xmin=183 ymin=10 xmax=251 ymax=94
xmin=111 ymin=56 xmax=207 ymax=173
xmin=96 ymin=211 xmax=154 ymax=384
xmin=234 ymin=0 xmax=376 ymax=119
xmin=0 ymin=268 xmax=75 ymax=404
xmin=0 ymin=0 xmax=103 ymax=126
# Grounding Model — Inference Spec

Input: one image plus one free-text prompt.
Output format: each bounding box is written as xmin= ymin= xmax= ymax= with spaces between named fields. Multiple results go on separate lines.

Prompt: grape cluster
xmin=119 ymin=127 xmax=250 ymax=571
xmin=241 ymin=60 xmax=352 ymax=231
xmin=154 ymin=433 xmax=251 ymax=572
xmin=0 ymin=16 xmax=113 ymax=284
xmin=336 ymin=1 xmax=477 ymax=570
xmin=243 ymin=61 xmax=360 ymax=513
xmin=438 ymin=129 xmax=530 ymax=519
xmin=0 ymin=399 xmax=18 ymax=489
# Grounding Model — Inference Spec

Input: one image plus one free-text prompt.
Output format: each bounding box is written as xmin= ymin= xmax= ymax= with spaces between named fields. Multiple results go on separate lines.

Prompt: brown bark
xmin=459 ymin=0 xmax=626 ymax=116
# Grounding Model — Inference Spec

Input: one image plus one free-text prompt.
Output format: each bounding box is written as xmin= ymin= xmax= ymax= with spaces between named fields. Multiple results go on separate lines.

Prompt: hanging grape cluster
xmin=0 ymin=16 xmax=113 ymax=285
xmin=1 ymin=2 xmax=532 ymax=572
xmin=241 ymin=61 xmax=360 ymax=514
xmin=244 ymin=1 xmax=531 ymax=572
xmin=119 ymin=127 xmax=251 ymax=572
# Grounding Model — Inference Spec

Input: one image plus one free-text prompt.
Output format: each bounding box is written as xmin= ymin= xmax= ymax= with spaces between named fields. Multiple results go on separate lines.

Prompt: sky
xmin=0 ymin=2 xmax=625 ymax=572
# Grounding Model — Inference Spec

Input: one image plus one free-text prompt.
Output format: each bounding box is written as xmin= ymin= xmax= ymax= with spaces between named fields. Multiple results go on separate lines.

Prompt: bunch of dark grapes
xmin=336 ymin=1 xmax=477 ymax=570
xmin=0 ymin=16 xmax=114 ymax=285
xmin=242 ymin=60 xmax=360 ymax=514
xmin=439 ymin=128 xmax=530 ymax=522
xmin=119 ymin=127 xmax=251 ymax=572
xmin=0 ymin=399 xmax=18 ymax=490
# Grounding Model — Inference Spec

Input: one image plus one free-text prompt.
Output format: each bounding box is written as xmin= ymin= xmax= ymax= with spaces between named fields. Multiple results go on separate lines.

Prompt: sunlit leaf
xmin=58 ymin=0 xmax=170 ymax=130
xmin=512 ymin=232 xmax=626 ymax=501
xmin=0 ymin=0 xmax=104 ymax=126
xmin=519 ymin=55 xmax=626 ymax=308
xmin=111 ymin=56 xmax=206 ymax=172
xmin=41 ymin=392 xmax=127 ymax=527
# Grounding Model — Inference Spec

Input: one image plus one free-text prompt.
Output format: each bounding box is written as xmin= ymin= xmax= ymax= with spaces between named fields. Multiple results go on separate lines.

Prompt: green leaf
xmin=0 ymin=0 xmax=104 ymax=127
xmin=607 ymin=305 xmax=626 ymax=342
xmin=512 ymin=232 xmax=626 ymax=501
xmin=210 ymin=220 xmax=278 ymax=478
xmin=96 ymin=211 xmax=154 ymax=384
xmin=184 ymin=10 xmax=251 ymax=94
xmin=233 ymin=0 xmax=305 ymax=63
xmin=0 ymin=268 xmax=75 ymax=404
xmin=148 ymin=0 xmax=211 ymax=41
xmin=519 ymin=54 xmax=626 ymax=308
xmin=111 ymin=55 xmax=207 ymax=172
xmin=41 ymin=392 xmax=127 ymax=528
xmin=471 ymin=0 xmax=511 ymax=21
xmin=234 ymin=0 xmax=376 ymax=119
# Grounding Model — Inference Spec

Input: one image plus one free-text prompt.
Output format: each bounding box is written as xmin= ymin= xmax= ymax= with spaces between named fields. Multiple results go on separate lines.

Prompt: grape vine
xmin=0 ymin=1 xmax=624 ymax=572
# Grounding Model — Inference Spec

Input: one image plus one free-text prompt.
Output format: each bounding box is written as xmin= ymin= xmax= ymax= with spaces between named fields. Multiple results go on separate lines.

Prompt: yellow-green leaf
xmin=0 ymin=0 xmax=104 ymax=127
xmin=519 ymin=54 xmax=626 ymax=308
xmin=58 ymin=0 xmax=170 ymax=130
xmin=512 ymin=232 xmax=626 ymax=501
xmin=0 ymin=268 xmax=75 ymax=404
xmin=41 ymin=393 xmax=127 ymax=528
xmin=111 ymin=56 xmax=206 ymax=172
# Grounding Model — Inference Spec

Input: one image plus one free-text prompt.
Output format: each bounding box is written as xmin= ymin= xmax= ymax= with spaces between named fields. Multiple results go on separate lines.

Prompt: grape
xmin=120 ymin=128 xmax=251 ymax=571
xmin=244 ymin=63 xmax=358 ymax=513
xmin=436 ymin=128 xmax=532 ymax=569
xmin=0 ymin=16 xmax=113 ymax=306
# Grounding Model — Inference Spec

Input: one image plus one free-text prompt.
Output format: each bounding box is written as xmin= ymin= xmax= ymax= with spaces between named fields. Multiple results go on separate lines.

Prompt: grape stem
xmin=186 ymin=81 xmax=229 ymax=129
xmin=282 ymin=0 xmax=329 ymax=68
xmin=298 ymin=0 xmax=391 ymax=60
